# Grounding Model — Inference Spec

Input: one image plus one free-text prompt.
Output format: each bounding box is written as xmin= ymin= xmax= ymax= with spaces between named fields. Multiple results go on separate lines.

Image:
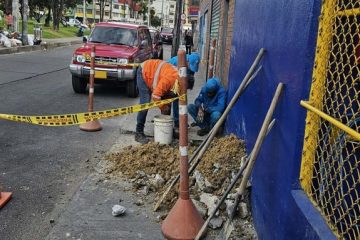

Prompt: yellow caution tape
xmin=0 ymin=95 xmax=185 ymax=127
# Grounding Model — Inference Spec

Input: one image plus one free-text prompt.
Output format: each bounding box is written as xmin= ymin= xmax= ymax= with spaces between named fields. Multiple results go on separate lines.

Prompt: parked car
xmin=69 ymin=22 xmax=153 ymax=97
xmin=149 ymin=28 xmax=163 ymax=59
xmin=66 ymin=18 xmax=81 ymax=27
xmin=160 ymin=27 xmax=173 ymax=44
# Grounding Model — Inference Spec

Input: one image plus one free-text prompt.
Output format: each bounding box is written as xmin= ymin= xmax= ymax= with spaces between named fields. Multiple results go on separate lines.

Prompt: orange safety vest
xmin=141 ymin=59 xmax=178 ymax=98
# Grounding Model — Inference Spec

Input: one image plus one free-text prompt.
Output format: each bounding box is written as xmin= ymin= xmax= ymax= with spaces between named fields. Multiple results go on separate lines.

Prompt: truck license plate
xmin=95 ymin=71 xmax=107 ymax=79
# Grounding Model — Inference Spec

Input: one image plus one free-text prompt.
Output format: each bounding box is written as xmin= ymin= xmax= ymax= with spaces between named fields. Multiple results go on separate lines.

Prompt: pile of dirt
xmin=197 ymin=135 xmax=246 ymax=195
xmin=105 ymin=134 xmax=246 ymax=204
xmin=104 ymin=134 xmax=257 ymax=238
xmin=105 ymin=142 xmax=186 ymax=182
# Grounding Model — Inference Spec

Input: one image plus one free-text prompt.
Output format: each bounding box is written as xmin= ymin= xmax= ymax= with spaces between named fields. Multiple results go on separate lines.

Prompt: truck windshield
xmin=89 ymin=26 xmax=138 ymax=46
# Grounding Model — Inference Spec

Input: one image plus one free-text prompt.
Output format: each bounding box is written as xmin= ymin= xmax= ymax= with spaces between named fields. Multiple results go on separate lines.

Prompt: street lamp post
xmin=147 ymin=0 xmax=150 ymax=27
xmin=161 ymin=0 xmax=164 ymax=26
xmin=83 ymin=0 xmax=86 ymax=24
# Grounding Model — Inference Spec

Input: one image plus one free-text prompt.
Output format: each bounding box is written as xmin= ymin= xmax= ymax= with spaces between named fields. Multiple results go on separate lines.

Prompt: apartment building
xmin=72 ymin=0 xmax=142 ymax=24
xmin=150 ymin=0 xmax=176 ymax=28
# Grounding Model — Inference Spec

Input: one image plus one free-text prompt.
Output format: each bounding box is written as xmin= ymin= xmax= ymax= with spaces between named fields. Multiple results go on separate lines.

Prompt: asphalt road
xmin=0 ymin=44 xmax=172 ymax=240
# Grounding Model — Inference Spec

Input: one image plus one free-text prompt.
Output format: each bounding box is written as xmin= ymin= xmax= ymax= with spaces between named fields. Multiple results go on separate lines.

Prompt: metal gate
xmin=300 ymin=0 xmax=360 ymax=239
xmin=210 ymin=0 xmax=221 ymax=40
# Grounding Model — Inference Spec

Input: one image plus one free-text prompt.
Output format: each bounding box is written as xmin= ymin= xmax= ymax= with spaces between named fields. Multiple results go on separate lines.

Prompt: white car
xmin=66 ymin=18 xmax=81 ymax=27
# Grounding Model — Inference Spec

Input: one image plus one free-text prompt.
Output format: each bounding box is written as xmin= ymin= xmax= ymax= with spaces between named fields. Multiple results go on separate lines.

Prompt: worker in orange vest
xmin=135 ymin=59 xmax=179 ymax=144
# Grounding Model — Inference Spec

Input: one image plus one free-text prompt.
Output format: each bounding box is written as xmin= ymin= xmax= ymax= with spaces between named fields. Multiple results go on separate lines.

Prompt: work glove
xmin=196 ymin=105 xmax=205 ymax=123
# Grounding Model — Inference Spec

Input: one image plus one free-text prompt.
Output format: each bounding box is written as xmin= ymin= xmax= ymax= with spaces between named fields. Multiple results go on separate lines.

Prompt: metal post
xmin=21 ymin=0 xmax=28 ymax=45
xmin=92 ymin=0 xmax=95 ymax=23
xmin=147 ymin=0 xmax=150 ymax=27
xmin=171 ymin=0 xmax=182 ymax=57
xmin=161 ymin=0 xmax=164 ymax=26
xmin=109 ymin=0 xmax=112 ymax=19
xmin=12 ymin=0 xmax=18 ymax=32
xmin=80 ymin=46 xmax=102 ymax=132
xmin=161 ymin=50 xmax=204 ymax=240
xmin=208 ymin=39 xmax=216 ymax=79
xmin=83 ymin=0 xmax=86 ymax=24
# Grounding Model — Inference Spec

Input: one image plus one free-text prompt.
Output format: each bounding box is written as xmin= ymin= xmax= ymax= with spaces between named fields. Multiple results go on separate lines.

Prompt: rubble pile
xmin=105 ymin=135 xmax=257 ymax=238
xmin=0 ymin=30 xmax=36 ymax=48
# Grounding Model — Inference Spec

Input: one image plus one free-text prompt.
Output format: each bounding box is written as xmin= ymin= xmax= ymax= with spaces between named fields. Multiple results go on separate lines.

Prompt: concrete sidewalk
xmin=0 ymin=37 xmax=82 ymax=55
xmin=45 ymin=62 xmax=208 ymax=240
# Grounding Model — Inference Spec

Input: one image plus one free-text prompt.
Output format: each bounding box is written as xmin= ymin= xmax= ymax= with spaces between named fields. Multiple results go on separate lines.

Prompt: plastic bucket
xmin=154 ymin=115 xmax=173 ymax=144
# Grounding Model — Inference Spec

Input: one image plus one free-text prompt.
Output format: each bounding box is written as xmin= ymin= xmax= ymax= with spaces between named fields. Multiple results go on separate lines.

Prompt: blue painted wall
xmin=225 ymin=0 xmax=337 ymax=239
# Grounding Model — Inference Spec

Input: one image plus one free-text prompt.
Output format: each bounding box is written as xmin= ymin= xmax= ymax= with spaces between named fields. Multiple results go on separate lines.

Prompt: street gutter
xmin=0 ymin=40 xmax=82 ymax=55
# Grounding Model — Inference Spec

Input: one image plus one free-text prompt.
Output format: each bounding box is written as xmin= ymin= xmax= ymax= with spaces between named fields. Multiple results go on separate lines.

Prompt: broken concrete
xmin=200 ymin=193 xmax=219 ymax=217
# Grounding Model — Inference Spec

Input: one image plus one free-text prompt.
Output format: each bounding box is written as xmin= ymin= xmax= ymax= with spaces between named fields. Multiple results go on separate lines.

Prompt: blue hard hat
xmin=188 ymin=53 xmax=200 ymax=73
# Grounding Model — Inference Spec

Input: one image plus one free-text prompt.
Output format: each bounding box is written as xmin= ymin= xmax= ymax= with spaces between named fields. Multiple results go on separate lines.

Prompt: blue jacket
xmin=195 ymin=77 xmax=226 ymax=113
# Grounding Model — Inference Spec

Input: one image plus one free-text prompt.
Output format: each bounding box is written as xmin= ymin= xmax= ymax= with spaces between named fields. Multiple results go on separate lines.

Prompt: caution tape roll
xmin=0 ymin=95 xmax=185 ymax=127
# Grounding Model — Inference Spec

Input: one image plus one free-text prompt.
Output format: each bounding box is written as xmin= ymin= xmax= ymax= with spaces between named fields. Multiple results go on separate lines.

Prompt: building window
xmin=86 ymin=9 xmax=92 ymax=14
xmin=170 ymin=5 xmax=175 ymax=8
xmin=113 ymin=4 xmax=119 ymax=9
xmin=169 ymin=12 xmax=174 ymax=16
xmin=169 ymin=20 xmax=173 ymax=23
xmin=191 ymin=0 xmax=199 ymax=5
xmin=105 ymin=11 xmax=109 ymax=16
xmin=96 ymin=10 xmax=100 ymax=15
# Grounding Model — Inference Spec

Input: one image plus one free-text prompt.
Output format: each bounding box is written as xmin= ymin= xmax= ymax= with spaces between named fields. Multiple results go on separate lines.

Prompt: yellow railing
xmin=300 ymin=0 xmax=360 ymax=239
xmin=301 ymin=101 xmax=360 ymax=141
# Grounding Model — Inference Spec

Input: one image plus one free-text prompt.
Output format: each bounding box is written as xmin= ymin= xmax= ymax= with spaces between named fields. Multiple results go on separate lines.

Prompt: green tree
xmin=151 ymin=15 xmax=160 ymax=27
xmin=150 ymin=8 xmax=160 ymax=27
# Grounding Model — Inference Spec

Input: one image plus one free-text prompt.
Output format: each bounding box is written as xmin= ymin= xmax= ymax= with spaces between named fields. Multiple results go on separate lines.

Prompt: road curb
xmin=0 ymin=40 xmax=82 ymax=55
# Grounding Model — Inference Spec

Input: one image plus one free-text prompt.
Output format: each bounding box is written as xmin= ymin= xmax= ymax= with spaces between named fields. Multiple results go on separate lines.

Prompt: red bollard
xmin=161 ymin=50 xmax=204 ymax=240
xmin=0 ymin=190 xmax=12 ymax=208
xmin=80 ymin=45 xmax=102 ymax=132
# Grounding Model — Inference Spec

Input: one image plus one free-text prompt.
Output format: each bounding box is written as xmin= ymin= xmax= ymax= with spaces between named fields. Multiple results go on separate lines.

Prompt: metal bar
xmin=245 ymin=65 xmax=262 ymax=89
xmin=238 ymin=83 xmax=284 ymax=196
xmin=300 ymin=101 xmax=360 ymax=141
xmin=336 ymin=8 xmax=360 ymax=17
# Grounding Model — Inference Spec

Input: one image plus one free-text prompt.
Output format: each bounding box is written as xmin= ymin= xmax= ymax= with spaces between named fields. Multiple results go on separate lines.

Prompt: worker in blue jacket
xmin=188 ymin=77 xmax=226 ymax=136
xmin=167 ymin=53 xmax=200 ymax=127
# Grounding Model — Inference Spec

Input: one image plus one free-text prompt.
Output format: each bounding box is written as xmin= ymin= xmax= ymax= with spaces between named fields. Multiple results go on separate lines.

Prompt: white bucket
xmin=154 ymin=115 xmax=173 ymax=144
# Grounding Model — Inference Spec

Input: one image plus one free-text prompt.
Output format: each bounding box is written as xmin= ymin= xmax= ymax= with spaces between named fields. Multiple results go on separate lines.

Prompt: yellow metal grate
xmin=300 ymin=0 xmax=360 ymax=239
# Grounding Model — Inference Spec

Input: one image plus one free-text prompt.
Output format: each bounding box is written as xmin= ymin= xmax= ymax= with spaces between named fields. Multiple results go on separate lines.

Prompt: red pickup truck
xmin=69 ymin=22 xmax=153 ymax=97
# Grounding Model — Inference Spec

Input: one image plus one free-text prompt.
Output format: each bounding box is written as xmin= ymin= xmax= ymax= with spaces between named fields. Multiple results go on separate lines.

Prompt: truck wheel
xmin=159 ymin=50 xmax=163 ymax=60
xmin=72 ymin=76 xmax=87 ymax=93
xmin=126 ymin=79 xmax=138 ymax=98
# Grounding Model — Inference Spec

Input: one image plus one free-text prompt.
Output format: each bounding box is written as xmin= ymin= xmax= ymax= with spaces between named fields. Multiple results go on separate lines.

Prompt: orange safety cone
xmin=80 ymin=45 xmax=102 ymax=132
xmin=0 ymin=191 xmax=12 ymax=208
xmin=161 ymin=50 xmax=204 ymax=240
